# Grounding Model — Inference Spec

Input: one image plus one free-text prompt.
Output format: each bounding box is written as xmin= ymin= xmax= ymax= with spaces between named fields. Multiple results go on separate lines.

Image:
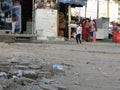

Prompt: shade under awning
xmin=58 ymin=0 xmax=87 ymax=40
xmin=58 ymin=0 xmax=86 ymax=7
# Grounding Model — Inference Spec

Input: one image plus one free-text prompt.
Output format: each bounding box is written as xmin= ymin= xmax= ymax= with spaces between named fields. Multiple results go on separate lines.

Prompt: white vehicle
xmin=96 ymin=28 xmax=109 ymax=39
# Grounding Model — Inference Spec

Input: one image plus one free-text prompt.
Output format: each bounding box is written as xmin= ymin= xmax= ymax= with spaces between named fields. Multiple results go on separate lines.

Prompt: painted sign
xmin=0 ymin=1 xmax=12 ymax=30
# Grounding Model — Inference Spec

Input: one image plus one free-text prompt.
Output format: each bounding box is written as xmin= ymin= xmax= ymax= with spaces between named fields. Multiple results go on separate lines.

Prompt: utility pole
xmin=107 ymin=0 xmax=110 ymax=18
xmin=97 ymin=0 xmax=99 ymax=20
xmin=32 ymin=0 xmax=35 ymax=34
xmin=85 ymin=1 xmax=87 ymax=18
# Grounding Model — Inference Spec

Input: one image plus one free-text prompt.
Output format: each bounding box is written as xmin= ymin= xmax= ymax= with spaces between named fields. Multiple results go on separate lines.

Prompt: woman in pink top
xmin=90 ymin=20 xmax=97 ymax=42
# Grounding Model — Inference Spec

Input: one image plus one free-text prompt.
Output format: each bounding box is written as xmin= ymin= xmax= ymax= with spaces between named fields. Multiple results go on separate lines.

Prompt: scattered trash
xmin=52 ymin=64 xmax=64 ymax=70
xmin=16 ymin=70 xmax=22 ymax=77
xmin=52 ymin=64 xmax=65 ymax=76
xmin=0 ymin=72 xmax=7 ymax=77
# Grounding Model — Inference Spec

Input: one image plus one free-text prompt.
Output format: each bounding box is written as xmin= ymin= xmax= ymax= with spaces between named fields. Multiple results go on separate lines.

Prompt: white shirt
xmin=76 ymin=26 xmax=82 ymax=35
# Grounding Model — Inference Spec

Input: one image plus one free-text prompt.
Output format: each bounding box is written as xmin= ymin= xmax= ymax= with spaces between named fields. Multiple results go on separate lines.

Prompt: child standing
xmin=76 ymin=23 xmax=82 ymax=44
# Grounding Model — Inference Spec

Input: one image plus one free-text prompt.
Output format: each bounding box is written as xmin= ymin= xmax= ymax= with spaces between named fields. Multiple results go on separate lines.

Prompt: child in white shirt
xmin=76 ymin=23 xmax=82 ymax=44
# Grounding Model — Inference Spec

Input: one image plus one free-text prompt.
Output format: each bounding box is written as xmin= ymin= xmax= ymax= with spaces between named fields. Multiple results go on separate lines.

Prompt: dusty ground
xmin=0 ymin=41 xmax=120 ymax=90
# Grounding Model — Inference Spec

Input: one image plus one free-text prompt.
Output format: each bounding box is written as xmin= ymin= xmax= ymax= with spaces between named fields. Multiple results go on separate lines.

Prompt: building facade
xmin=80 ymin=0 xmax=118 ymax=22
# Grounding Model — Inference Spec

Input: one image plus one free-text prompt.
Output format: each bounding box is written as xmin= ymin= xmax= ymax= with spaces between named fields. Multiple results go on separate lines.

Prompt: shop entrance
xmin=21 ymin=0 xmax=32 ymax=34
xmin=58 ymin=3 xmax=68 ymax=38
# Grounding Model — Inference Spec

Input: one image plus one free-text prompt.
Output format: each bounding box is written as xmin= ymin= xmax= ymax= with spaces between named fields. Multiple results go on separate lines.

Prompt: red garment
xmin=82 ymin=22 xmax=88 ymax=41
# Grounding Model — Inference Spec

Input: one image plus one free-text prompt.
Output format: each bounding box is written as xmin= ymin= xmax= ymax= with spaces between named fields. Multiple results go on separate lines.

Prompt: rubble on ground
xmin=0 ymin=56 xmax=71 ymax=90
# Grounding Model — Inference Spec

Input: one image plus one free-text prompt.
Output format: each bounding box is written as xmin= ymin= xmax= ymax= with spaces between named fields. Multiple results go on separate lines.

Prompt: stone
xmin=15 ymin=77 xmax=35 ymax=84
xmin=40 ymin=78 xmax=56 ymax=84
xmin=38 ymin=72 xmax=51 ymax=78
xmin=52 ymin=83 xmax=68 ymax=90
xmin=23 ymin=70 xmax=37 ymax=75
xmin=29 ymin=85 xmax=43 ymax=90
xmin=0 ymin=62 xmax=11 ymax=65
xmin=39 ymin=83 xmax=58 ymax=90
xmin=41 ymin=64 xmax=53 ymax=72
xmin=8 ymin=57 xmax=20 ymax=64
xmin=0 ymin=66 xmax=11 ymax=72
xmin=14 ymin=65 xmax=28 ymax=70
xmin=52 ymin=68 xmax=65 ymax=76
xmin=0 ymin=84 xmax=3 ymax=90
xmin=28 ymin=64 xmax=41 ymax=69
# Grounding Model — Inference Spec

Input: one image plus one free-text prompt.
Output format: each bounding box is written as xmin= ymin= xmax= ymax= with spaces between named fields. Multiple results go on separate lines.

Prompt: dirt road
xmin=0 ymin=42 xmax=120 ymax=90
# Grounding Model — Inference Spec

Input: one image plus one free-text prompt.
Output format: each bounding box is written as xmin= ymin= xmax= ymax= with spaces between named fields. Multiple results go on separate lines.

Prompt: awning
xmin=58 ymin=0 xmax=86 ymax=7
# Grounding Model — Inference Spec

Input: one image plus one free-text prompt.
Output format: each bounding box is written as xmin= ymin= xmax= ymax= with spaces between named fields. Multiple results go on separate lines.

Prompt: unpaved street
xmin=0 ymin=42 xmax=120 ymax=90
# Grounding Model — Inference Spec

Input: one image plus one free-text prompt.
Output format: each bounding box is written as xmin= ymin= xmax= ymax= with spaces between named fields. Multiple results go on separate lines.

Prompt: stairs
xmin=0 ymin=34 xmax=36 ymax=43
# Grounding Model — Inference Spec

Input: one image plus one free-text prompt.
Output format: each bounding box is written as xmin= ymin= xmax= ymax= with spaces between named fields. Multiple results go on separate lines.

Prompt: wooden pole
xmin=85 ymin=3 xmax=87 ymax=18
xmin=97 ymin=0 xmax=99 ymax=20
xmin=32 ymin=0 xmax=35 ymax=34
xmin=107 ymin=0 xmax=110 ymax=18
xmin=68 ymin=5 xmax=71 ymax=40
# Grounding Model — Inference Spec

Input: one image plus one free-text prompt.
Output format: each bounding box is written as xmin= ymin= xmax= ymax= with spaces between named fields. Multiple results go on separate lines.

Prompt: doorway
xmin=58 ymin=3 xmax=68 ymax=38
xmin=21 ymin=0 xmax=32 ymax=34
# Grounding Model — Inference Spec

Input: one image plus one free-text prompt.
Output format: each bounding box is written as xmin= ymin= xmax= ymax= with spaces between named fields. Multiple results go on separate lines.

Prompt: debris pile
xmin=0 ymin=57 xmax=69 ymax=90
